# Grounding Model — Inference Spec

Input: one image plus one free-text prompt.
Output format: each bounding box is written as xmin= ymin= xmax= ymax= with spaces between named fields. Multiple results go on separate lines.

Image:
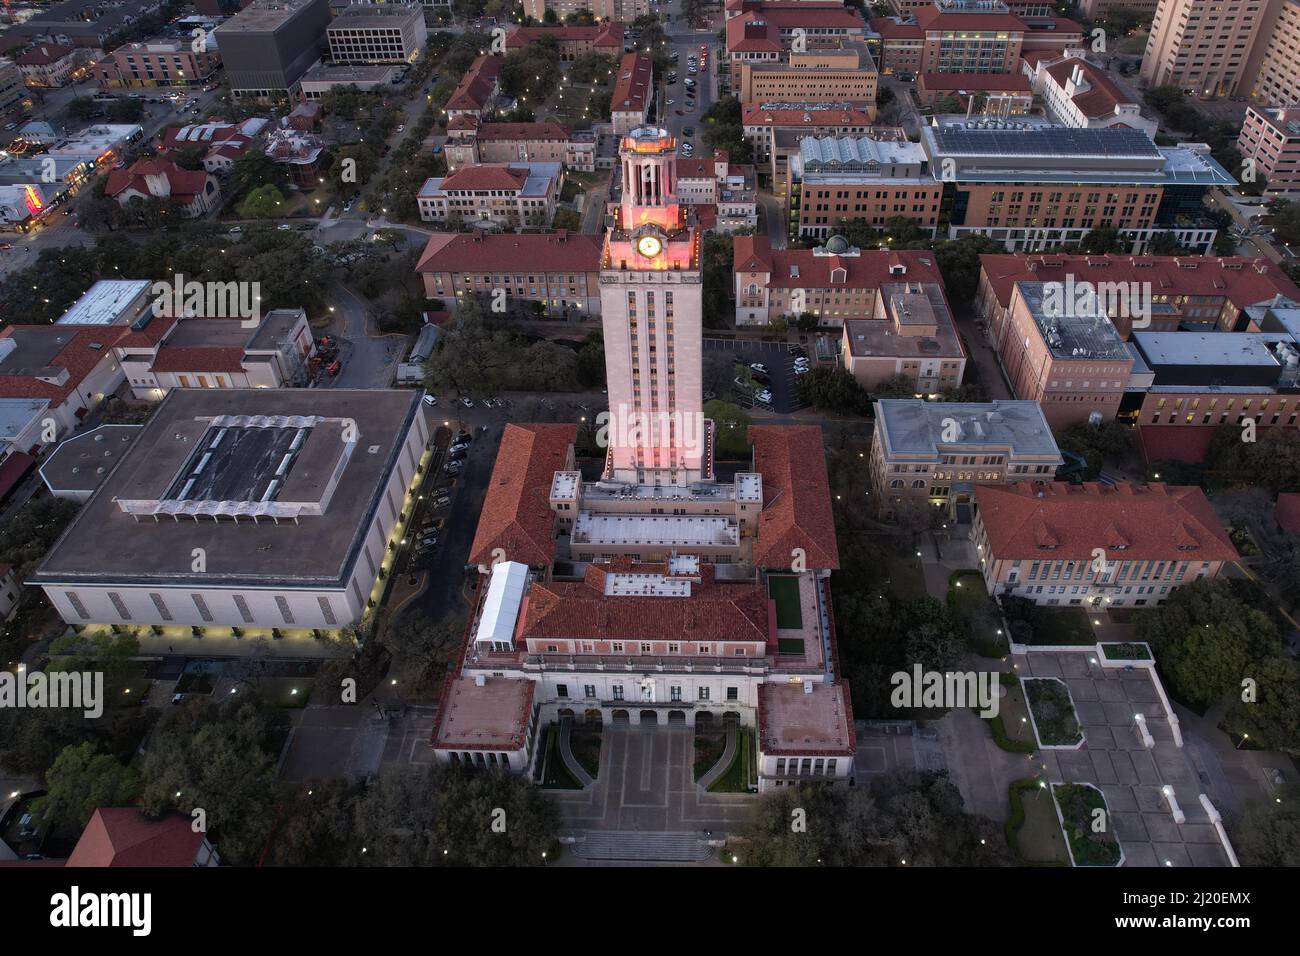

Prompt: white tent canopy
xmin=473 ymin=561 xmax=529 ymax=648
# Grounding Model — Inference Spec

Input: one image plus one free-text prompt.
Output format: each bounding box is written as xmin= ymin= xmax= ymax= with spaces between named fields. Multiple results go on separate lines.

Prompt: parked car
xmin=755 ymin=389 xmax=773 ymax=405
xmin=750 ymin=362 xmax=768 ymax=374
xmin=422 ymin=394 xmax=437 ymax=407
xmin=327 ymin=360 xmax=341 ymax=376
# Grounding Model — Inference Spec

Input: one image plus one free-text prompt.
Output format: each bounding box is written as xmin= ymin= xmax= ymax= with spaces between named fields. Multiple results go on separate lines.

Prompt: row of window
xmin=65 ymin=590 xmax=336 ymax=626
xmin=556 ymin=683 xmax=740 ymax=702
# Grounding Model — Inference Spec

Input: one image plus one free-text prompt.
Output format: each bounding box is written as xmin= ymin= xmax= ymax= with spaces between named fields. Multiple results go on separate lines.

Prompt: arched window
xmin=889 ymin=479 xmax=904 ymax=489
xmin=911 ymin=479 xmax=926 ymax=489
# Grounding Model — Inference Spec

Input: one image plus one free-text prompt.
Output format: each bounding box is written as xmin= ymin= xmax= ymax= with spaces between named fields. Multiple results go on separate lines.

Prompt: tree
xmin=941 ymin=382 xmax=990 ymax=403
xmin=701 ymin=95 xmax=753 ymax=164
xmin=238 ymin=183 xmax=286 ymax=219
xmin=109 ymin=98 xmax=145 ymax=123
xmin=1054 ymin=420 xmax=1134 ymax=481
xmin=226 ymin=149 xmax=290 ymax=201
xmin=267 ymin=779 xmax=359 ymax=866
xmin=1231 ymin=789 xmax=1300 ymax=866
xmin=139 ymin=699 xmax=286 ymax=865
xmin=575 ymin=331 xmax=605 ymax=389
xmin=704 ymin=400 xmax=751 ymax=460
xmin=173 ymin=143 xmax=208 ymax=171
xmin=1079 ymin=226 xmax=1126 ymax=254
xmin=0 ymin=497 xmax=80 ymax=579
xmin=871 ymin=374 xmax=918 ymax=400
xmin=36 ymin=742 xmax=141 ymax=828
xmin=797 ymin=365 xmax=872 ymax=415
xmin=354 ymin=764 xmax=560 ymax=866
xmin=382 ymin=611 xmax=464 ymax=693
xmin=742 ymin=770 xmax=1012 ymax=866
xmin=1134 ymin=578 xmax=1284 ymax=712
xmin=67 ymin=96 xmax=101 ymax=121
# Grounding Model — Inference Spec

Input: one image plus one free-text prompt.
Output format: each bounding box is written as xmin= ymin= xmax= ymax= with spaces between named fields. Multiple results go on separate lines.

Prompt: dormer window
xmin=831 ymin=267 xmax=846 ymax=284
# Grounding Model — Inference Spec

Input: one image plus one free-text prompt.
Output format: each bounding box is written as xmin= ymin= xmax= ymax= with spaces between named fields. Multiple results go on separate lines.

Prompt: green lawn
xmin=777 ymin=638 xmax=806 ymax=656
xmin=1007 ymin=779 xmax=1070 ymax=865
xmin=540 ymin=728 xmax=582 ymax=790
xmin=1054 ymin=784 xmax=1122 ymax=866
xmin=947 ymin=570 xmax=1008 ymax=657
xmin=175 ymin=671 xmax=214 ymax=694
xmin=111 ymin=678 xmax=153 ymax=707
xmin=693 ymin=731 xmax=726 ymax=782
xmin=570 ymin=729 xmax=602 ymax=780
xmin=986 ymin=673 xmax=1035 ymax=753
xmin=768 ymin=575 xmax=803 ymax=629
xmin=1100 ymin=641 xmax=1151 ymax=661
xmin=707 ymin=728 xmax=754 ymax=793
xmin=1024 ymin=679 xmax=1083 ymax=746
xmin=1018 ymin=606 xmax=1097 ymax=645
xmin=883 ymin=552 xmax=929 ymax=602
xmin=260 ymin=677 xmax=314 ymax=709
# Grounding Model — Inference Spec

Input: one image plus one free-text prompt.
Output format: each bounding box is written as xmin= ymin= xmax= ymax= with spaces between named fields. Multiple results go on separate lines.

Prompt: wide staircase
xmin=569 ymin=830 xmax=712 ymax=863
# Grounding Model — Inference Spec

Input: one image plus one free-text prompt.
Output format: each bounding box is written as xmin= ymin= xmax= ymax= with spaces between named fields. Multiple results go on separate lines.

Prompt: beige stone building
xmin=1141 ymin=0 xmax=1279 ymax=98
xmin=973 ymin=481 xmax=1237 ymax=607
xmin=870 ymin=399 xmax=1062 ymax=520
xmin=839 ymin=282 xmax=967 ymax=393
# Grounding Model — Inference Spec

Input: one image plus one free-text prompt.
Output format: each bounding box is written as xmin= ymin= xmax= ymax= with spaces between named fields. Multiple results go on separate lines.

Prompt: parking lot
xmin=704 ymin=337 xmax=809 ymax=414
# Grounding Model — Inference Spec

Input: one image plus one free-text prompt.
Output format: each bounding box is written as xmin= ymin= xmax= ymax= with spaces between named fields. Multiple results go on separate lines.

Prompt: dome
xmin=824 ymin=235 xmax=850 ymax=254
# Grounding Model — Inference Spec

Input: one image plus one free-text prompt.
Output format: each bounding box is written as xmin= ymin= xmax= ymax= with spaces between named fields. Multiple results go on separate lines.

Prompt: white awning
xmin=474 ymin=561 xmax=529 ymax=646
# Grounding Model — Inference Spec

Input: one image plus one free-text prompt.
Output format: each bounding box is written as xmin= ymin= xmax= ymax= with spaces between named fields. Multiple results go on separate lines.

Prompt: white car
xmin=666 ymin=98 xmax=675 ymax=106
xmin=755 ymin=389 xmax=773 ymax=405
xmin=422 ymin=394 xmax=437 ymax=406
xmin=793 ymin=365 xmax=810 ymax=375
xmin=750 ymin=362 xmax=768 ymax=374
xmin=460 ymin=397 xmax=474 ymax=408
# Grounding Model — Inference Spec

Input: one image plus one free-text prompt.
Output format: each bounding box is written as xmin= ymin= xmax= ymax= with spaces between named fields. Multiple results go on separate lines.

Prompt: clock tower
xmin=600 ymin=126 xmax=709 ymax=487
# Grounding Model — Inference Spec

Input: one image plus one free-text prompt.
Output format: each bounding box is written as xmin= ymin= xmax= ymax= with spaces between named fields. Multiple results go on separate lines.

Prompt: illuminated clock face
xmin=637 ymin=235 xmax=663 ymax=258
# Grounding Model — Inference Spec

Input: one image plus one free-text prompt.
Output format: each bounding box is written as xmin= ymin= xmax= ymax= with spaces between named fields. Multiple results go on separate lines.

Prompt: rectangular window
xmin=149 ymin=593 xmax=172 ymax=621
xmin=612 ymin=684 xmax=624 ymax=700
xmin=108 ymin=592 xmax=131 ymax=621
xmin=584 ymin=684 xmax=596 ymax=698
xmin=192 ymin=593 xmax=213 ymax=623
xmin=726 ymin=686 xmax=738 ymax=701
xmin=698 ymin=687 xmax=710 ymax=701
xmin=233 ymin=595 xmax=254 ymax=624
xmin=317 ymin=596 xmax=337 ymax=626
xmin=275 ymin=596 xmax=294 ymax=625
xmin=557 ymin=684 xmax=569 ymax=698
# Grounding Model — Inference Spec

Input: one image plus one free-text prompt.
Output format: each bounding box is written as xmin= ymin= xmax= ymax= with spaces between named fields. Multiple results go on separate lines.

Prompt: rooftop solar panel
xmin=931 ymin=125 xmax=1160 ymax=158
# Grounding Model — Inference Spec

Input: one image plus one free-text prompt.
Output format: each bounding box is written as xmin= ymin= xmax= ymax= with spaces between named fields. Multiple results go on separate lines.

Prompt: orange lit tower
xmin=600 ymin=126 xmax=709 ymax=487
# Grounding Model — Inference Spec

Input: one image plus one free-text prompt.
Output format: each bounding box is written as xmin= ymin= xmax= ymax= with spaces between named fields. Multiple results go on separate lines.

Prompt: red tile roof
xmin=149 ymin=346 xmax=247 ymax=374
xmin=727 ymin=1 xmax=863 ymax=29
xmin=676 ymin=156 xmax=716 ymax=178
xmin=415 ymin=230 xmax=601 ymax=275
xmin=1275 ymin=493 xmax=1300 ymax=534
xmin=611 ymin=52 xmax=652 ymax=114
xmin=978 ymin=253 xmax=1300 ymax=315
xmin=504 ymin=22 xmax=624 ymax=51
xmin=974 ymin=481 xmax=1238 ymax=562
xmin=0 ymin=325 xmax=127 ymax=407
xmin=1044 ymin=57 xmax=1132 ymax=119
xmin=914 ymin=6 xmax=1026 ymax=31
xmin=920 ymin=71 xmax=1031 ymax=92
xmin=742 ymin=104 xmax=874 ymax=128
xmin=734 ymin=234 xmax=943 ymax=290
xmin=439 ymin=165 xmax=529 ymax=191
xmin=727 ymin=12 xmax=782 ymax=54
xmin=0 ymin=452 xmax=37 ymax=501
xmin=750 ymin=425 xmax=839 ymax=570
xmin=520 ymin=560 xmax=774 ymax=645
xmin=16 ymin=44 xmax=74 ymax=66
xmin=871 ymin=16 xmax=924 ymax=39
xmin=104 ymin=159 xmax=211 ymax=203
xmin=446 ymin=55 xmax=502 ymax=112
xmin=67 ymin=809 xmax=206 ymax=867
xmin=475 ymin=121 xmax=574 ymax=142
xmin=468 ymin=423 xmax=576 ymax=568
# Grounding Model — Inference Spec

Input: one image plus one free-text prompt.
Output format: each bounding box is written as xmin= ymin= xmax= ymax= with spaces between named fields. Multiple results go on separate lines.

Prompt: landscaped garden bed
xmin=984 ymin=672 xmax=1035 ymax=753
xmin=540 ymin=727 xmax=582 ymax=790
xmin=1053 ymin=783 xmax=1122 ymax=867
xmin=1023 ymin=678 xmax=1083 ymax=746
xmin=1100 ymin=641 xmax=1152 ymax=661
xmin=693 ymin=731 xmax=727 ymax=782
xmin=570 ymin=729 xmax=602 ymax=779
xmin=947 ymin=570 xmax=1009 ymax=657
xmin=1005 ymin=778 xmax=1069 ymax=865
xmin=1001 ymin=598 xmax=1097 ymax=646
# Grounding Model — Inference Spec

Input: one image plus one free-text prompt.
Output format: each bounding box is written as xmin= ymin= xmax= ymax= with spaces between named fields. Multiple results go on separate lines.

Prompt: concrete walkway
xmin=558 ymin=717 xmax=595 ymax=788
xmin=696 ymin=723 xmax=738 ymax=791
